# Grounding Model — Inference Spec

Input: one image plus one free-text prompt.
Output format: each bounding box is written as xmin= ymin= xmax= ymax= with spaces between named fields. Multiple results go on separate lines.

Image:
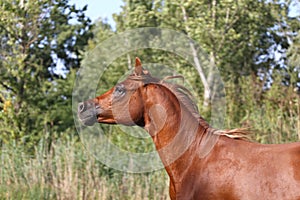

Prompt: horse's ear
xmin=135 ymin=57 xmax=143 ymax=76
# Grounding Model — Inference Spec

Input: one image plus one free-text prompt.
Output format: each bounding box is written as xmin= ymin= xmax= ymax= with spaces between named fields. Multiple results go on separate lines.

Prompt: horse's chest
xmin=174 ymin=179 xmax=238 ymax=200
xmin=172 ymin=170 xmax=238 ymax=200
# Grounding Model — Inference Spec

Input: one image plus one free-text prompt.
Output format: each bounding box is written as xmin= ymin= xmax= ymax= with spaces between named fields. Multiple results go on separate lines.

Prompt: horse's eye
xmin=114 ymin=84 xmax=126 ymax=97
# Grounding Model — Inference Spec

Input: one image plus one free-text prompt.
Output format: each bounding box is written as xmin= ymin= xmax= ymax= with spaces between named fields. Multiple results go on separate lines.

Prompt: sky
xmin=69 ymin=0 xmax=123 ymax=27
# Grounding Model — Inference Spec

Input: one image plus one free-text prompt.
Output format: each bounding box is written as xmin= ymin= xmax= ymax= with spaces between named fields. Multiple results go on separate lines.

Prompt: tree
xmin=0 ymin=0 xmax=92 ymax=149
xmin=111 ymin=0 xmax=292 ymax=106
xmin=87 ymin=0 xmax=299 ymax=142
xmin=286 ymin=3 xmax=300 ymax=89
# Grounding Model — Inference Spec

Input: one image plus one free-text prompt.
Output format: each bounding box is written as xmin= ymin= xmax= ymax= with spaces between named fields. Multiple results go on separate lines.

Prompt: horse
xmin=78 ymin=57 xmax=300 ymax=200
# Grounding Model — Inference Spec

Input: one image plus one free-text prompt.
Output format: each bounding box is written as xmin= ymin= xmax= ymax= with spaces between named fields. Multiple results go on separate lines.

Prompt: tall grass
xmin=0 ymin=139 xmax=169 ymax=200
xmin=224 ymin=75 xmax=300 ymax=143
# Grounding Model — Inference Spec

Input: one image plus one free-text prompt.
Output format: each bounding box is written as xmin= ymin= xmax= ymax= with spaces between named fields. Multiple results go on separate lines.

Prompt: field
xmin=0 ymin=139 xmax=169 ymax=200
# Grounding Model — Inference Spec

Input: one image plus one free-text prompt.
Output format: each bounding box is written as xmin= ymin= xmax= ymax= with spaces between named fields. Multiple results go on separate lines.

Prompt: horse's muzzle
xmin=78 ymin=100 xmax=98 ymax=126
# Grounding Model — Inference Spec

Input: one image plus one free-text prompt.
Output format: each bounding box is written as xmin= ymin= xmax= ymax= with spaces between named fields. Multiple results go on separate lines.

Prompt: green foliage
xmin=162 ymin=0 xmax=288 ymax=77
xmin=225 ymin=73 xmax=300 ymax=143
xmin=287 ymin=27 xmax=300 ymax=88
xmin=0 ymin=0 xmax=92 ymax=150
xmin=114 ymin=0 xmax=161 ymax=30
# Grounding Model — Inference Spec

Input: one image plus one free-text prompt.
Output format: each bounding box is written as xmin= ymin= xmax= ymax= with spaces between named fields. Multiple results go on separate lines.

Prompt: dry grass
xmin=0 ymin=140 xmax=169 ymax=200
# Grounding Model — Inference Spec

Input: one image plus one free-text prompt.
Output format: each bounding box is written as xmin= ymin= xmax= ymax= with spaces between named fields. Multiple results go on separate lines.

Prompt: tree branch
xmin=0 ymin=81 xmax=16 ymax=93
xmin=0 ymin=23 xmax=19 ymax=40
xmin=180 ymin=3 xmax=211 ymax=106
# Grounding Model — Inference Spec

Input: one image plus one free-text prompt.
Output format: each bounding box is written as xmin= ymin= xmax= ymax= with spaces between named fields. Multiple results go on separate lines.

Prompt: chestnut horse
xmin=78 ymin=58 xmax=300 ymax=200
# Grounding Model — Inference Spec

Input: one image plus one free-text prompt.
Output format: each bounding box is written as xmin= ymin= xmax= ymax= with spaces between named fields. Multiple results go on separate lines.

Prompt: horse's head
xmin=78 ymin=58 xmax=158 ymax=126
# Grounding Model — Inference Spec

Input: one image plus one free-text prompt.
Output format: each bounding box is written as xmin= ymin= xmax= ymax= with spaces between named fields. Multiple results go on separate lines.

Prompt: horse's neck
xmin=143 ymin=85 xmax=205 ymax=151
xmin=143 ymin=89 xmax=206 ymax=170
xmin=142 ymin=85 xmax=218 ymax=185
xmin=155 ymin=112 xmax=218 ymax=188
xmin=155 ymin=107 xmax=209 ymax=185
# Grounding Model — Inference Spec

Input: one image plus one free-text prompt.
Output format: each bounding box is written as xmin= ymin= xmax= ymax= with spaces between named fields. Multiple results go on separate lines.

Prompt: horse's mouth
xmin=79 ymin=115 xmax=98 ymax=126
xmin=79 ymin=114 xmax=116 ymax=126
xmin=78 ymin=101 xmax=116 ymax=125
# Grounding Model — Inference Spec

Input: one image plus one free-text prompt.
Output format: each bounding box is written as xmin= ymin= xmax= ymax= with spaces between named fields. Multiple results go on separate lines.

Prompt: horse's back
xmin=216 ymin=139 xmax=300 ymax=199
xmin=185 ymin=139 xmax=300 ymax=200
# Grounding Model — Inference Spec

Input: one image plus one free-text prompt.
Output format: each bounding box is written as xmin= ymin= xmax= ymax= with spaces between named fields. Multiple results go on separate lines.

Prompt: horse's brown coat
xmin=78 ymin=58 xmax=300 ymax=200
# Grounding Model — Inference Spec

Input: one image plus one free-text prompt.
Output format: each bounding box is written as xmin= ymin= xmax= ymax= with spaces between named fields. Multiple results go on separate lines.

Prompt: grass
xmin=0 ymin=139 xmax=169 ymax=200
xmin=223 ymin=75 xmax=300 ymax=144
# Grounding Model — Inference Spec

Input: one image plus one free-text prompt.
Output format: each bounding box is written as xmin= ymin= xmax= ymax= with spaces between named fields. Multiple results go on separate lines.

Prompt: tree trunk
xmin=180 ymin=4 xmax=211 ymax=106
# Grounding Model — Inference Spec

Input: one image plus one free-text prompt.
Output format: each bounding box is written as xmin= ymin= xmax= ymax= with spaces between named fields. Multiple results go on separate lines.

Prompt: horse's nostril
xmin=78 ymin=102 xmax=85 ymax=113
